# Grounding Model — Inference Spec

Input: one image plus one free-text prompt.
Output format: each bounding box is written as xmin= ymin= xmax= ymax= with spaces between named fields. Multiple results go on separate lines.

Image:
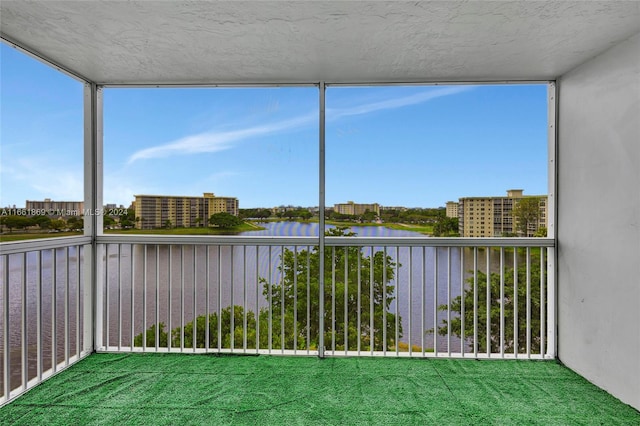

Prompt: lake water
xmin=100 ymin=222 xmax=466 ymax=352
xmin=3 ymin=222 xmax=504 ymax=390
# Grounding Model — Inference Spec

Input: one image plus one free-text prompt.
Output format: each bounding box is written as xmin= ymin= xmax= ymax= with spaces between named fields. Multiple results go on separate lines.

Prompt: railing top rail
xmin=96 ymin=234 xmax=554 ymax=247
xmin=0 ymin=236 xmax=92 ymax=255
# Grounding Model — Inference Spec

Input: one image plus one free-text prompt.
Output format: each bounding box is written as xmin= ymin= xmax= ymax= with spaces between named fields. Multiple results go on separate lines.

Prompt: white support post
xmin=318 ymin=82 xmax=326 ymax=358
xmin=547 ymin=81 xmax=558 ymax=358
xmin=83 ymin=83 xmax=104 ymax=352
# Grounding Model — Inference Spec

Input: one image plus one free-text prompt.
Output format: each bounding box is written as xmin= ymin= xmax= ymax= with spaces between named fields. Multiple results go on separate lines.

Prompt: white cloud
xmin=327 ymin=86 xmax=472 ymax=119
xmin=127 ymin=113 xmax=316 ymax=164
xmin=126 ymin=86 xmax=472 ymax=163
xmin=2 ymin=158 xmax=83 ymax=204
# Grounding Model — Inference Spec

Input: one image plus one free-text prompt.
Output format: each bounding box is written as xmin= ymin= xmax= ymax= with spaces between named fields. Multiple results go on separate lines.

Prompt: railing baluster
xmin=500 ymin=247 xmax=505 ymax=358
xmin=38 ymin=250 xmax=43 ymax=380
xmin=447 ymin=247 xmax=451 ymax=357
xmin=217 ymin=247 xmax=221 ymax=352
xmin=255 ymin=246 xmax=259 ymax=353
xmin=193 ymin=245 xmax=197 ymax=352
xmin=3 ymin=254 xmax=9 ymax=401
xmin=394 ymin=247 xmax=399 ymax=356
xmin=369 ymin=246 xmax=374 ymax=355
xmin=306 ymin=246 xmax=310 ymax=354
xmin=540 ymin=247 xmax=546 ymax=357
xmin=231 ymin=246 xmax=235 ymax=352
xmin=280 ymin=245 xmax=284 ymax=353
xmin=76 ymin=246 xmax=81 ymax=358
xmin=242 ymin=245 xmax=247 ymax=353
xmin=21 ymin=252 xmax=27 ymax=390
xmin=169 ymin=245 xmax=173 ymax=352
xmin=344 ymin=247 xmax=348 ymax=355
xmin=156 ymin=245 xmax=160 ymax=352
xmin=181 ymin=245 xmax=185 ymax=351
xmin=357 ymin=250 xmax=361 ymax=355
xmin=421 ymin=247 xmax=425 ymax=356
xmin=65 ymin=247 xmax=70 ymax=365
xmin=433 ymin=247 xmax=438 ymax=356
xmin=473 ymin=247 xmax=478 ymax=357
xmin=130 ymin=245 xmax=135 ymax=352
xmin=293 ymin=248 xmax=298 ymax=354
xmin=142 ymin=246 xmax=147 ymax=351
xmin=268 ymin=246 xmax=272 ymax=354
xmin=52 ymin=249 xmax=57 ymax=372
xmin=331 ymin=246 xmax=336 ymax=355
xmin=205 ymin=245 xmax=209 ymax=352
xmin=117 ymin=244 xmax=122 ymax=351
xmin=486 ymin=247 xmax=491 ymax=357
xmin=526 ymin=247 xmax=531 ymax=358
xmin=513 ymin=247 xmax=518 ymax=357
xmin=408 ymin=247 xmax=412 ymax=357
xmin=105 ymin=245 xmax=109 ymax=350
xmin=460 ymin=247 xmax=465 ymax=356
xmin=383 ymin=247 xmax=387 ymax=356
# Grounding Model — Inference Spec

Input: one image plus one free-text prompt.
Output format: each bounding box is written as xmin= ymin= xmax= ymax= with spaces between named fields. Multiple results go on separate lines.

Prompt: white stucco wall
xmin=558 ymin=32 xmax=640 ymax=410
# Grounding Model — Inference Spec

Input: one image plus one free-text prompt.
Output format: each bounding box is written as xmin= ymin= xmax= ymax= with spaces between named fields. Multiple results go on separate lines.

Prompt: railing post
xmin=318 ymin=82 xmax=326 ymax=358
xmin=546 ymin=246 xmax=556 ymax=358
xmin=84 ymin=82 xmax=103 ymax=352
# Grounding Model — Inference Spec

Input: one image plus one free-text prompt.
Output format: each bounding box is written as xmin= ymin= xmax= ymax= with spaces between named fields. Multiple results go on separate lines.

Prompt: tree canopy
xmin=513 ymin=197 xmax=543 ymax=237
xmin=208 ymin=212 xmax=243 ymax=228
xmin=135 ymin=227 xmax=402 ymax=352
xmin=437 ymin=249 xmax=544 ymax=354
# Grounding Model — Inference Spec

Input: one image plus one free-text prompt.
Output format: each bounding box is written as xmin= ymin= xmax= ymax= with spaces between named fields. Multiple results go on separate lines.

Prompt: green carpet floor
xmin=1 ymin=353 xmax=638 ymax=425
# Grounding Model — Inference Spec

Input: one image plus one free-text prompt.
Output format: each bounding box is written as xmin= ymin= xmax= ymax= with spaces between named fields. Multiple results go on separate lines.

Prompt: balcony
xmin=2 ymin=236 xmax=638 ymax=423
xmin=1 ymin=0 xmax=639 ymax=421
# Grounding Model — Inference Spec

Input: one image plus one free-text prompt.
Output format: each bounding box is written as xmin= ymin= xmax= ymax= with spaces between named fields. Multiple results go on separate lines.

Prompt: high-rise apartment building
xmin=333 ymin=201 xmax=380 ymax=216
xmin=134 ymin=192 xmax=239 ymax=229
xmin=445 ymin=201 xmax=459 ymax=218
xmin=25 ymin=199 xmax=84 ymax=216
xmin=458 ymin=189 xmax=547 ymax=237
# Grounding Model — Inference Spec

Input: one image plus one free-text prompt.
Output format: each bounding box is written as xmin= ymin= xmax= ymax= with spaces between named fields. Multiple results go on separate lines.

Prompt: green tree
xmin=533 ymin=227 xmax=547 ymax=238
xmin=49 ymin=219 xmax=67 ymax=231
xmin=1 ymin=215 xmax=32 ymax=232
xmin=209 ymin=212 xmax=242 ymax=228
xmin=262 ymin=227 xmax=401 ymax=351
xmin=513 ymin=197 xmax=542 ymax=237
xmin=68 ymin=216 xmax=84 ymax=230
xmin=164 ymin=219 xmax=172 ymax=229
xmin=437 ymin=249 xmax=544 ymax=353
xmin=32 ymin=215 xmax=52 ymax=230
xmin=134 ymin=306 xmax=259 ymax=349
xmin=135 ymin=228 xmax=402 ymax=352
xmin=360 ymin=209 xmax=377 ymax=222
xmin=239 ymin=208 xmax=272 ymax=219
xmin=432 ymin=216 xmax=459 ymax=236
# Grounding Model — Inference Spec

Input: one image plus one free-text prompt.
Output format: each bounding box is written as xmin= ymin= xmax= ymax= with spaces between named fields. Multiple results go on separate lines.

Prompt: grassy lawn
xmin=0 ymin=223 xmax=265 ymax=242
xmin=0 ymin=231 xmax=83 ymax=242
xmin=381 ymin=222 xmax=434 ymax=234
xmin=326 ymin=220 xmax=434 ymax=235
xmin=105 ymin=222 xmax=263 ymax=235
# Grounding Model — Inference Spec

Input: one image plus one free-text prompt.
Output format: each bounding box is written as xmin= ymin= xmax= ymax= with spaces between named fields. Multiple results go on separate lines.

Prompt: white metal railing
xmin=0 ymin=236 xmax=93 ymax=406
xmin=94 ymin=235 xmax=555 ymax=360
xmin=0 ymin=234 xmax=555 ymax=405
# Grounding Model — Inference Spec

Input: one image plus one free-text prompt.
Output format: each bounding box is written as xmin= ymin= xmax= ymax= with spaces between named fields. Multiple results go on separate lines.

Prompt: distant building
xmin=134 ymin=192 xmax=239 ymax=229
xmin=445 ymin=201 xmax=459 ymax=218
xmin=334 ymin=201 xmax=380 ymax=216
xmin=26 ymin=199 xmax=84 ymax=216
xmin=458 ymin=189 xmax=547 ymax=237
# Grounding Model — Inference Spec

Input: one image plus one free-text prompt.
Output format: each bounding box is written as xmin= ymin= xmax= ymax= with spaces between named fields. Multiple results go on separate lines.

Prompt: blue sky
xmin=1 ymin=43 xmax=548 ymax=209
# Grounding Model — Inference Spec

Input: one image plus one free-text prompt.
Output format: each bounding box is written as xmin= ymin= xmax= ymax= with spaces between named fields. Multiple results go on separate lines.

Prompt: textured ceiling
xmin=1 ymin=1 xmax=639 ymax=84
